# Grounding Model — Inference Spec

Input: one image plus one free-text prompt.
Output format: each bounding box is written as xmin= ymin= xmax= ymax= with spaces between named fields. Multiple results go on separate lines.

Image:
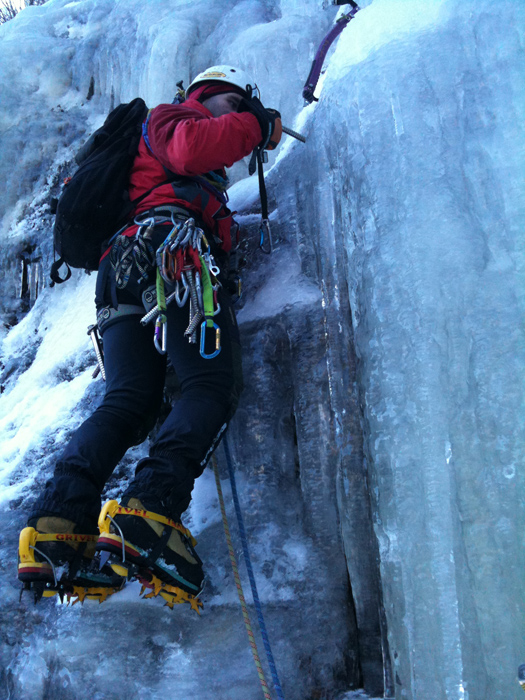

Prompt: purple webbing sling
xmin=302 ymin=1 xmax=360 ymax=103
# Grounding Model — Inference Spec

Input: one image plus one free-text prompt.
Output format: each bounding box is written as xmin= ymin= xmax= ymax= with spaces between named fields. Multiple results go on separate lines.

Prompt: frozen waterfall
xmin=0 ymin=0 xmax=523 ymax=698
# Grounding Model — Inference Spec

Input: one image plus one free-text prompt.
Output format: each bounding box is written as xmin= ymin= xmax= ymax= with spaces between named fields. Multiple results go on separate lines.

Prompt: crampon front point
xmin=97 ymin=500 xmax=204 ymax=614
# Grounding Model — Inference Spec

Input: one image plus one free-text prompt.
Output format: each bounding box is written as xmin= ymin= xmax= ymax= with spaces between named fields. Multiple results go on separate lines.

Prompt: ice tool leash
xmin=214 ymin=436 xmax=285 ymax=700
xmin=139 ymin=217 xmax=222 ymax=359
xmin=248 ymin=148 xmax=273 ymax=254
xmin=302 ymin=0 xmax=360 ymax=104
xmin=248 ymin=126 xmax=305 ymax=255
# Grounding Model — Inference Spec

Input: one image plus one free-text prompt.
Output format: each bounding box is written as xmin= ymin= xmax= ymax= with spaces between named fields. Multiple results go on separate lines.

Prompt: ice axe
xmin=303 ymin=0 xmax=360 ymax=104
xmin=282 ymin=125 xmax=306 ymax=143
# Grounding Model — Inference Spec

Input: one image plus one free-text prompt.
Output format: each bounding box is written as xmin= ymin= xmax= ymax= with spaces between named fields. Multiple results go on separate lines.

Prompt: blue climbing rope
xmin=223 ymin=435 xmax=285 ymax=700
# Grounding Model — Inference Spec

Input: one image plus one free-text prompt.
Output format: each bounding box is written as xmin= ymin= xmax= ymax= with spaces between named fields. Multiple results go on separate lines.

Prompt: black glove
xmin=240 ymin=97 xmax=282 ymax=150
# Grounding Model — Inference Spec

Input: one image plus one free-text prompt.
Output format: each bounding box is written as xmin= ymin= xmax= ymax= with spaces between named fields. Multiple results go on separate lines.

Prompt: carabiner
xmin=154 ymin=314 xmax=167 ymax=354
xmin=259 ymin=218 xmax=273 ymax=254
xmin=175 ymin=272 xmax=190 ymax=307
xmin=200 ymin=321 xmax=221 ymax=359
xmin=175 ymin=217 xmax=194 ymax=248
xmin=134 ymin=215 xmax=156 ymax=232
xmin=162 ymin=246 xmax=179 ymax=282
xmin=203 ymin=251 xmax=220 ymax=278
xmin=195 ymin=271 xmax=203 ymax=312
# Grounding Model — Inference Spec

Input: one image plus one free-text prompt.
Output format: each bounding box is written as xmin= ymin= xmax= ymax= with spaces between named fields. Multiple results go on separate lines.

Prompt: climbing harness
xmin=302 ymin=0 xmax=360 ymax=104
xmin=139 ymin=216 xmax=222 ymax=359
xmin=215 ymin=436 xmax=285 ymax=700
xmin=91 ymin=213 xmax=223 ymax=363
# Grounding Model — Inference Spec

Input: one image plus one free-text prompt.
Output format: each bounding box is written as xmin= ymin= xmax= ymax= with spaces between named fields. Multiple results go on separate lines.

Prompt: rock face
xmin=0 ymin=0 xmax=524 ymax=699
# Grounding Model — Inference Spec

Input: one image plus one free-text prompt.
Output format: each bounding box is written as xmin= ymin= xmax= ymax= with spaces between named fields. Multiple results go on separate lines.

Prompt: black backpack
xmin=50 ymin=97 xmax=149 ymax=283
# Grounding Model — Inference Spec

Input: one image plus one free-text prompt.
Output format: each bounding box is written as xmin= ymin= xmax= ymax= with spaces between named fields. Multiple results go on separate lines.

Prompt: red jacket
xmin=125 ymin=98 xmax=261 ymax=252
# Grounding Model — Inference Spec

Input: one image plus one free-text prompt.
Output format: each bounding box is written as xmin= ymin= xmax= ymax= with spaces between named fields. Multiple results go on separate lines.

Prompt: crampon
xmin=96 ymin=500 xmax=204 ymax=614
xmin=18 ymin=527 xmax=125 ymax=605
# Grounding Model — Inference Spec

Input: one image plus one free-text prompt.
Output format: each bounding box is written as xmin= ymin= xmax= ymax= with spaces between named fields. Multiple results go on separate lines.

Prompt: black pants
xmin=30 ymin=247 xmax=243 ymax=533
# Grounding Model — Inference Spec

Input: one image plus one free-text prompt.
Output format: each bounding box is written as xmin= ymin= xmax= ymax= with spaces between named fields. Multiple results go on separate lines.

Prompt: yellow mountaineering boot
xmin=18 ymin=516 xmax=125 ymax=604
xmin=97 ymin=499 xmax=204 ymax=613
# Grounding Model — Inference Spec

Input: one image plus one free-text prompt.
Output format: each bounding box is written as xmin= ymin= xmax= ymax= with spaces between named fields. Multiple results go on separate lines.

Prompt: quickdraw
xmin=154 ymin=264 xmax=167 ymax=354
xmin=140 ymin=217 xmax=222 ymax=359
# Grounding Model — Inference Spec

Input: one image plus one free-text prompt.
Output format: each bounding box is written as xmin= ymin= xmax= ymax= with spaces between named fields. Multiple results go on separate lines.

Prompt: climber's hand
xmin=240 ymin=97 xmax=282 ymax=150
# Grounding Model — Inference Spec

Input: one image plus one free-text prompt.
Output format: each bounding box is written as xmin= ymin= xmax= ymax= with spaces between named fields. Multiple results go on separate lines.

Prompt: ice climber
xmin=18 ymin=66 xmax=282 ymax=609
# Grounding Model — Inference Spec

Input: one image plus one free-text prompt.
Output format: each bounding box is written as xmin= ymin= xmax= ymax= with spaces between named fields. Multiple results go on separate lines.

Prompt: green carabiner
xmin=199 ymin=255 xmax=216 ymax=328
